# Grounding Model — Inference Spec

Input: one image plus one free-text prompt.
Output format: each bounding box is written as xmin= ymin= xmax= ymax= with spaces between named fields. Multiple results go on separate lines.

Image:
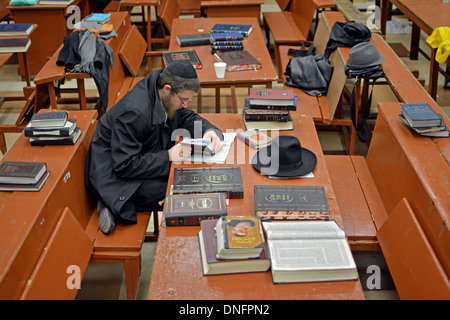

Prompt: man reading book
xmin=85 ymin=60 xmax=223 ymax=234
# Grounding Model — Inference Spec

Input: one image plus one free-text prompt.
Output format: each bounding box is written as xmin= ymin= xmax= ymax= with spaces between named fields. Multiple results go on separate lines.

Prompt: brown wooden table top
xmin=169 ymin=17 xmax=277 ymax=86
xmin=147 ymin=113 xmax=364 ymax=300
xmin=387 ymin=0 xmax=450 ymax=34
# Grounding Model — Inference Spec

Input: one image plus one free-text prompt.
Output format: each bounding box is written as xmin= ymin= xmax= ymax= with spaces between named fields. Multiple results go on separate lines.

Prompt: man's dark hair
xmin=157 ymin=67 xmax=200 ymax=93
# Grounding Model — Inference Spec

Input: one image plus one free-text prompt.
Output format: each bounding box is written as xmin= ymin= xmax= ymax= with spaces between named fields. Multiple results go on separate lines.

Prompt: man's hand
xmin=168 ymin=143 xmax=192 ymax=164
xmin=203 ymin=130 xmax=223 ymax=154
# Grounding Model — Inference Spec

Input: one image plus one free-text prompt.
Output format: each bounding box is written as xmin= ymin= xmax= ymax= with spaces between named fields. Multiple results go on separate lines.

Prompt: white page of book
xmin=185 ymin=132 xmax=236 ymax=164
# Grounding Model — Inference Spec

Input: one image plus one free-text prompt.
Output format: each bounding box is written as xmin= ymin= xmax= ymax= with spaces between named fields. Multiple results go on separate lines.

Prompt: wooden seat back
xmin=378 ymin=198 xmax=450 ymax=299
xmin=290 ymin=0 xmax=316 ymax=38
xmin=119 ymin=24 xmax=148 ymax=77
xmin=158 ymin=0 xmax=181 ymax=40
xmin=277 ymin=0 xmax=291 ymax=11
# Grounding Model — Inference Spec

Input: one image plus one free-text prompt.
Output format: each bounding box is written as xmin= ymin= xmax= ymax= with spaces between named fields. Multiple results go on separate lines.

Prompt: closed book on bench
xmin=400 ymin=103 xmax=442 ymax=128
xmin=165 ymin=193 xmax=227 ymax=226
xmin=83 ymin=13 xmax=111 ymax=24
xmin=0 ymin=161 xmax=47 ymax=184
xmin=0 ymin=23 xmax=33 ymax=36
xmin=0 ymin=38 xmax=31 ymax=53
xmin=254 ymin=185 xmax=330 ymax=220
xmin=29 ymin=127 xmax=82 ymax=146
xmin=29 ymin=111 xmax=68 ymax=128
xmin=24 ymin=119 xmax=77 ymax=137
xmin=0 ymin=169 xmax=50 ymax=192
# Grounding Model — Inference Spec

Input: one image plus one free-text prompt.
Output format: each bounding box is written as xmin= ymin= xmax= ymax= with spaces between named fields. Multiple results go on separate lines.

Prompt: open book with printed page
xmin=262 ymin=220 xmax=358 ymax=283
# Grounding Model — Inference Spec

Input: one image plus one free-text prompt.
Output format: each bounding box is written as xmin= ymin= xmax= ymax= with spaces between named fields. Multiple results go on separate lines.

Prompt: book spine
xmin=178 ymin=38 xmax=211 ymax=47
xmin=24 ymin=127 xmax=70 ymax=137
xmin=172 ymin=189 xmax=243 ymax=199
xmin=211 ymin=41 xmax=243 ymax=46
xmin=226 ymin=64 xmax=262 ymax=72
xmin=211 ymin=35 xmax=244 ymax=41
xmin=166 ymin=214 xmax=226 ymax=226
xmin=256 ymin=211 xmax=330 ymax=220
xmin=249 ymin=104 xmax=296 ymax=111
xmin=211 ymin=45 xmax=243 ymax=50
xmin=211 ymin=30 xmax=249 ymax=37
xmin=244 ymin=114 xmax=289 ymax=122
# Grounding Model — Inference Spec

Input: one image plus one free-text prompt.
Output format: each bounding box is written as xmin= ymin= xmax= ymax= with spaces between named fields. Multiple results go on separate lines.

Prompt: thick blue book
xmin=83 ymin=13 xmax=111 ymax=24
xmin=400 ymin=103 xmax=442 ymax=128
xmin=0 ymin=23 xmax=33 ymax=36
xmin=210 ymin=32 xmax=244 ymax=41
xmin=210 ymin=24 xmax=252 ymax=37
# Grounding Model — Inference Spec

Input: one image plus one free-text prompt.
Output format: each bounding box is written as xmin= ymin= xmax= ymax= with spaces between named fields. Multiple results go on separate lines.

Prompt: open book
xmin=262 ymin=220 xmax=357 ymax=283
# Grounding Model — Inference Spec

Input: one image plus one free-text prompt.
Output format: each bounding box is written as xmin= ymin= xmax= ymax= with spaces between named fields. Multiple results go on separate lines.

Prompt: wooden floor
xmin=0 ymin=0 xmax=448 ymax=300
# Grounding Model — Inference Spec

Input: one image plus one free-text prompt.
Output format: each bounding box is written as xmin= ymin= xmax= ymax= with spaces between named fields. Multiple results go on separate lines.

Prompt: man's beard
xmin=161 ymin=96 xmax=177 ymax=119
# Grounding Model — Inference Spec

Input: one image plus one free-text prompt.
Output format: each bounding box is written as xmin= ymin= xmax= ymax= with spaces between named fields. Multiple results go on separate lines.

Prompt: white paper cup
xmin=214 ymin=62 xmax=227 ymax=78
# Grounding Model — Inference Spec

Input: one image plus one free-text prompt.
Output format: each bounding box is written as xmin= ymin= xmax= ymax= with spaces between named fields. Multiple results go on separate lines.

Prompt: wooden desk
xmin=366 ymin=102 xmax=450 ymax=277
xmin=147 ymin=113 xmax=364 ymax=300
xmin=380 ymin=0 xmax=450 ymax=100
xmin=7 ymin=0 xmax=90 ymax=77
xmin=169 ymin=17 xmax=277 ymax=113
xmin=201 ymin=0 xmax=264 ymax=24
xmin=0 ymin=110 xmax=98 ymax=299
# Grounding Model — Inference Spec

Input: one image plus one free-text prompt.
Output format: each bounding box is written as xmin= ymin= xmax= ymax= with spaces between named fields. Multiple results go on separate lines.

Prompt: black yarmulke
xmin=166 ymin=60 xmax=198 ymax=79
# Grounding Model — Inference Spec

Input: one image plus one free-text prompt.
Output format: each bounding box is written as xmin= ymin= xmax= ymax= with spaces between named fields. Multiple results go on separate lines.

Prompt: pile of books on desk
xmin=25 ymin=111 xmax=82 ymax=146
xmin=0 ymin=161 xmax=50 ymax=191
xmin=243 ymin=88 xmax=297 ymax=131
xmin=210 ymin=23 xmax=251 ymax=54
xmin=198 ymin=216 xmax=271 ymax=275
xmin=399 ymin=103 xmax=449 ymax=137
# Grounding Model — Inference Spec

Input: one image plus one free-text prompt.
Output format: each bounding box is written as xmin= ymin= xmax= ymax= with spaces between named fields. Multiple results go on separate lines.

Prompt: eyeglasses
xmin=174 ymin=91 xmax=193 ymax=106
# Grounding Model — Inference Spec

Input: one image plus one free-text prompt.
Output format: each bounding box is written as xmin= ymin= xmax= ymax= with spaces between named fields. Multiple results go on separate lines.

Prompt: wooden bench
xmin=325 ymin=154 xmax=388 ymax=250
xmin=263 ymin=0 xmax=317 ymax=81
xmin=378 ymin=198 xmax=450 ymax=299
xmin=0 ymin=109 xmax=158 ymax=300
xmin=324 ymin=100 xmax=450 ymax=297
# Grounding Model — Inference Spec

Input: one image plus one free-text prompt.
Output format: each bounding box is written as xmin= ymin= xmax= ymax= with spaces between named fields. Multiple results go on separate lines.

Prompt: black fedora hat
xmin=252 ymin=136 xmax=317 ymax=177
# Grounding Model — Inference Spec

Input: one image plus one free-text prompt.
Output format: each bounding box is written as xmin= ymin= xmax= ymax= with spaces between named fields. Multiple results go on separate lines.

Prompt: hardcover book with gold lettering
xmin=165 ymin=193 xmax=227 ymax=226
xmin=172 ymin=166 xmax=244 ymax=198
xmin=254 ymin=185 xmax=330 ymax=220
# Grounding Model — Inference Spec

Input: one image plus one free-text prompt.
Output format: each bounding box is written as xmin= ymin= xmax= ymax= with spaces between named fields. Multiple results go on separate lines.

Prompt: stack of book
xmin=210 ymin=23 xmax=251 ymax=54
xmin=399 ymin=103 xmax=449 ymax=137
xmin=0 ymin=161 xmax=50 ymax=191
xmin=198 ymin=216 xmax=271 ymax=275
xmin=25 ymin=111 xmax=82 ymax=146
xmin=243 ymin=88 xmax=297 ymax=131
xmin=210 ymin=32 xmax=244 ymax=54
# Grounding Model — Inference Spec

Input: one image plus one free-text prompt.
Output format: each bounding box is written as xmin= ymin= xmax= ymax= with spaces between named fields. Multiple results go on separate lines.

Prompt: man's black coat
xmin=85 ymin=68 xmax=222 ymax=221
